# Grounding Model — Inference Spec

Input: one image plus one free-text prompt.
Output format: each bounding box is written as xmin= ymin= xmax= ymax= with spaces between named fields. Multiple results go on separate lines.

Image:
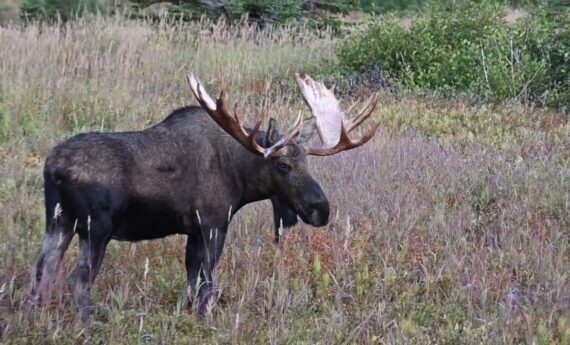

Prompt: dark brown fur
xmin=31 ymin=106 xmax=329 ymax=320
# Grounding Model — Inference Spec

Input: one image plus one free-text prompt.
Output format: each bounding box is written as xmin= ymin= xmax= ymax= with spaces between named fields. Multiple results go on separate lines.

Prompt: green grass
xmin=1 ymin=14 xmax=569 ymax=344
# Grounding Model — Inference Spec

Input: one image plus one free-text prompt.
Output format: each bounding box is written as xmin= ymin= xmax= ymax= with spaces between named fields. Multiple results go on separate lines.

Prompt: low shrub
xmin=338 ymin=4 xmax=570 ymax=111
xmin=20 ymin=0 xmax=114 ymax=20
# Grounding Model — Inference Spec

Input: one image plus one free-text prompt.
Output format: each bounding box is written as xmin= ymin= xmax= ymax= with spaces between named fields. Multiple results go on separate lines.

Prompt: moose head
xmin=187 ymin=73 xmax=379 ymax=239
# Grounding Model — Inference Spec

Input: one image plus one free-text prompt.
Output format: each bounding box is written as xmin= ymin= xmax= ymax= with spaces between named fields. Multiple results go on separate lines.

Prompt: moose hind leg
xmin=186 ymin=226 xmax=227 ymax=314
xmin=70 ymin=216 xmax=111 ymax=322
xmin=30 ymin=217 xmax=74 ymax=305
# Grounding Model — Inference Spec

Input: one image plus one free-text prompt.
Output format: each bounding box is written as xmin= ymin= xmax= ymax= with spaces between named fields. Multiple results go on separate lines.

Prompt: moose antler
xmin=295 ymin=73 xmax=380 ymax=156
xmin=187 ymin=73 xmax=303 ymax=159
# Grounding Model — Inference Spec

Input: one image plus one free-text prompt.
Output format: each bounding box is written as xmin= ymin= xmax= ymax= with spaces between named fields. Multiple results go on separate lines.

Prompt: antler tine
xmin=217 ymin=89 xmax=232 ymax=119
xmin=254 ymin=101 xmax=270 ymax=133
xmin=345 ymin=99 xmax=361 ymax=116
xmin=307 ymin=120 xmax=380 ymax=156
xmin=188 ymin=73 xmax=215 ymax=111
xmin=263 ymin=112 xmax=304 ymax=158
xmin=295 ymin=73 xmax=381 ymax=156
xmin=188 ymin=73 xmax=299 ymax=159
xmin=233 ymin=102 xmax=259 ymax=136
xmin=346 ymin=93 xmax=379 ymax=133
xmin=242 ymin=102 xmax=268 ymax=152
xmin=356 ymin=120 xmax=381 ymax=145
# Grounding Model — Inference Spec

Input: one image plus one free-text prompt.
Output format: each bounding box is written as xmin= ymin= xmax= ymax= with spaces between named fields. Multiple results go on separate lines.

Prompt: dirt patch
xmin=398 ymin=8 xmax=529 ymax=30
xmin=505 ymin=8 xmax=528 ymax=25
xmin=400 ymin=16 xmax=413 ymax=29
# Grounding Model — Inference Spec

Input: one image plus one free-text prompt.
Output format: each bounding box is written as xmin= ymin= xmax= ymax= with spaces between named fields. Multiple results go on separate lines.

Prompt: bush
xmin=358 ymin=0 xmax=424 ymax=13
xmin=519 ymin=10 xmax=570 ymax=109
xmin=338 ymin=4 xmax=570 ymax=111
xmin=20 ymin=0 xmax=113 ymax=20
xmin=126 ymin=0 xmax=355 ymax=23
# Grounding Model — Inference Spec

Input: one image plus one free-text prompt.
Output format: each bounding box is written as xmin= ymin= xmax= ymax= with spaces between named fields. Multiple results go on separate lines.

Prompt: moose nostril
xmin=310 ymin=209 xmax=329 ymax=226
xmin=309 ymin=200 xmax=330 ymax=226
xmin=317 ymin=200 xmax=330 ymax=215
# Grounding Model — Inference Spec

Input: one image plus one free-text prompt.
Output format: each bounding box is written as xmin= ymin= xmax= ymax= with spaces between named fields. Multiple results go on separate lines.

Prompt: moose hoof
xmin=79 ymin=304 xmax=98 ymax=323
xmin=25 ymin=292 xmax=42 ymax=310
xmin=186 ymin=289 xmax=215 ymax=316
xmin=197 ymin=289 xmax=215 ymax=315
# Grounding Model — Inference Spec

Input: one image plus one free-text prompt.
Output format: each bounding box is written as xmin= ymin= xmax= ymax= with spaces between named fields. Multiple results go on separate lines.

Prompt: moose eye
xmin=276 ymin=162 xmax=291 ymax=173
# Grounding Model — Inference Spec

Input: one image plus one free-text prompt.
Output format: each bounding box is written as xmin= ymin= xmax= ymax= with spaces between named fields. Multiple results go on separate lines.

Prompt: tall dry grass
xmin=0 ymin=14 xmax=335 ymax=141
xmin=1 ymin=14 xmax=569 ymax=345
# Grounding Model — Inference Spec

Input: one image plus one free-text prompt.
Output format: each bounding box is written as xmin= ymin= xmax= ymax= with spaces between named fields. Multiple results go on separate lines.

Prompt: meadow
xmin=0 ymin=15 xmax=569 ymax=344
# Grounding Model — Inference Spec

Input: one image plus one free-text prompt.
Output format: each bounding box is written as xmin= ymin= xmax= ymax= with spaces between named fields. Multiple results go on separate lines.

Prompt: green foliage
xmin=226 ymin=0 xmax=305 ymax=22
xmin=358 ymin=0 xmax=424 ymax=12
xmin=20 ymin=0 xmax=112 ymax=20
xmin=0 ymin=102 xmax=9 ymax=142
xmin=356 ymin=0 xmax=568 ymax=13
xmin=126 ymin=0 xmax=356 ymax=24
xmin=338 ymin=4 xmax=570 ymax=111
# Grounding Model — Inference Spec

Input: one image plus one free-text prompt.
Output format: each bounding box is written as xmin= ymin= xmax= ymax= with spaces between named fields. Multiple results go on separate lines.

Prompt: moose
xmin=30 ymin=73 xmax=379 ymax=320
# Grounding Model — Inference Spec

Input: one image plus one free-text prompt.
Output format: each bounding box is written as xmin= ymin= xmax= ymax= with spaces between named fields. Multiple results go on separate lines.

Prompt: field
xmin=0 ymin=15 xmax=569 ymax=344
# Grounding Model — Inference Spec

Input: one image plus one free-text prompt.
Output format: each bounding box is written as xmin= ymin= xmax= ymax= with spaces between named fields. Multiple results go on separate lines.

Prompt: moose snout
xmin=298 ymin=180 xmax=330 ymax=227
xmin=307 ymin=199 xmax=330 ymax=227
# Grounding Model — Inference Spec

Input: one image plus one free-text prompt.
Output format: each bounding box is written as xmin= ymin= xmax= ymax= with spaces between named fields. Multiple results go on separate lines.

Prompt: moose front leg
xmin=185 ymin=224 xmax=227 ymax=314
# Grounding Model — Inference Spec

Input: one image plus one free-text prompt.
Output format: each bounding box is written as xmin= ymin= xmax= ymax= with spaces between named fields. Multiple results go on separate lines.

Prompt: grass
xmin=1 ymin=14 xmax=569 ymax=344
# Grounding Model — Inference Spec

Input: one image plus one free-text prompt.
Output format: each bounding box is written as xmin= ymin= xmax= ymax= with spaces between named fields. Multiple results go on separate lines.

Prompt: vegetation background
xmin=0 ymin=0 xmax=569 ymax=344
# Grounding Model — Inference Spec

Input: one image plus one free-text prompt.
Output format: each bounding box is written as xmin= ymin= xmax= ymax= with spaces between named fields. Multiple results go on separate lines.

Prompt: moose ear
xmin=265 ymin=118 xmax=280 ymax=146
xmin=296 ymin=116 xmax=317 ymax=144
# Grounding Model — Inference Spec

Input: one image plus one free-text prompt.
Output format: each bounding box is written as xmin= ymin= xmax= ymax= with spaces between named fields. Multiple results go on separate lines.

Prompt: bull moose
xmin=30 ymin=73 xmax=379 ymax=320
